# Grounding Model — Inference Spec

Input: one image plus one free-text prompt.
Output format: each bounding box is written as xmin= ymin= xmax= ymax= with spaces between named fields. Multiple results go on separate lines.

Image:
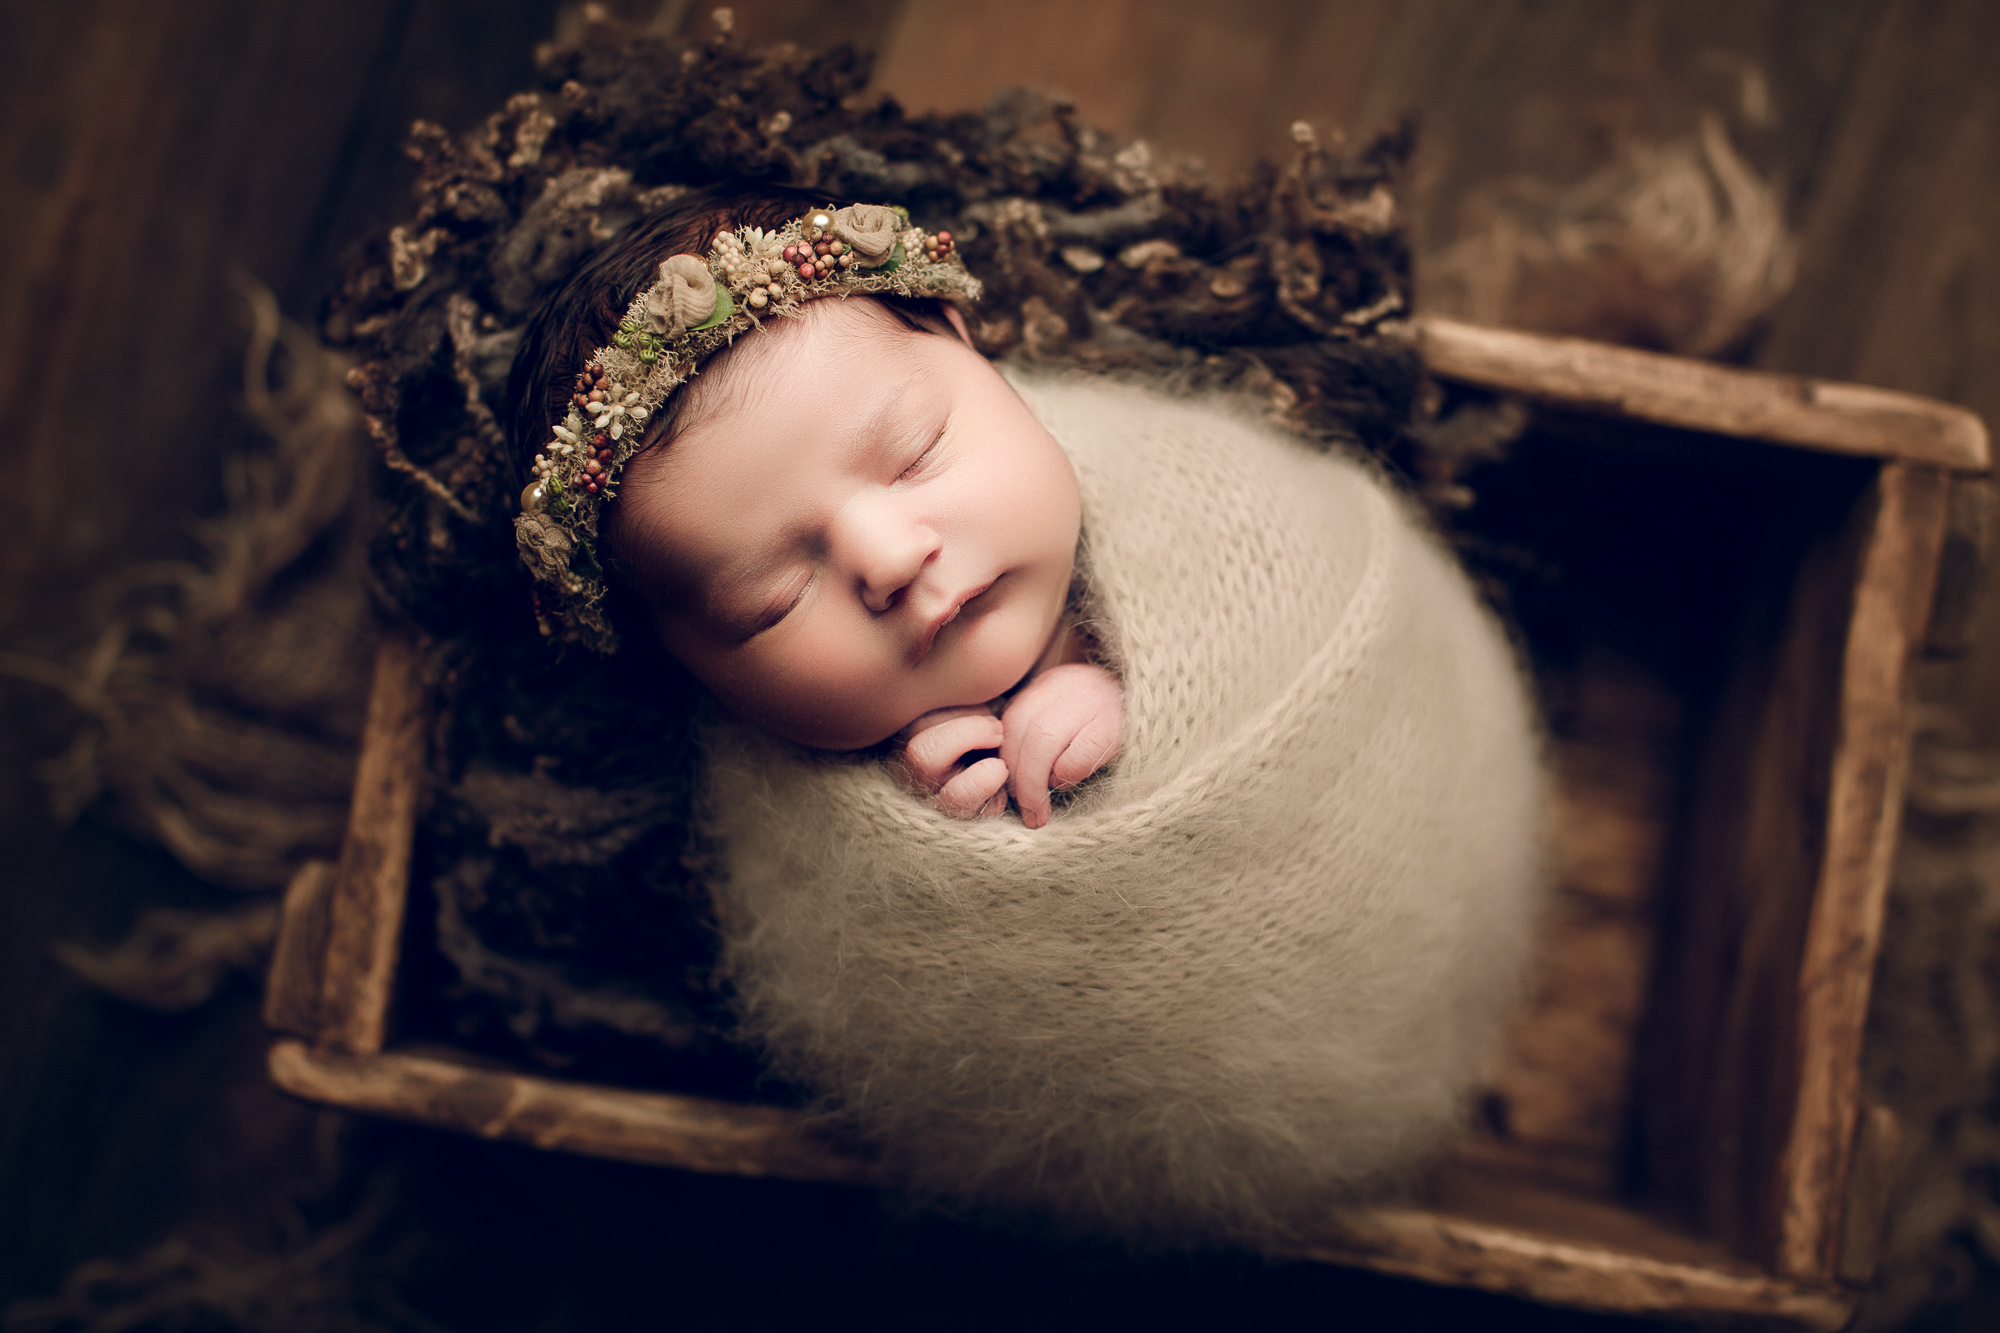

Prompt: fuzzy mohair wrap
xmin=701 ymin=374 xmax=1548 ymax=1248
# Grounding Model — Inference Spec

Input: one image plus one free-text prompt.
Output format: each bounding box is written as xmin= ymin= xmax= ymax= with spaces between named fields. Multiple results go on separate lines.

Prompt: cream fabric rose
xmin=831 ymin=204 xmax=903 ymax=263
xmin=643 ymin=254 xmax=718 ymax=336
xmin=515 ymin=510 xmax=574 ymax=584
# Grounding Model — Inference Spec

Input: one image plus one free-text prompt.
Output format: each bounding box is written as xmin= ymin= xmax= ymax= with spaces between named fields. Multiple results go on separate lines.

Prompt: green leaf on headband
xmin=870 ymin=241 xmax=906 ymax=275
xmin=692 ymin=284 xmax=734 ymax=332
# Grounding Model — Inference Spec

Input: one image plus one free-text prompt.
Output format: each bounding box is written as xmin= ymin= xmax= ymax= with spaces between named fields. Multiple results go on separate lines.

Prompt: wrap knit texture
xmin=701 ymin=374 xmax=1548 ymax=1249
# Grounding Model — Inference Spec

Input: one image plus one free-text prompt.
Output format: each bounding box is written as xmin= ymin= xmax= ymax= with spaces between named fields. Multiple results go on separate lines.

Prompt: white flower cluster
xmin=589 ymin=388 xmax=646 ymax=440
xmin=713 ymin=225 xmax=795 ymax=310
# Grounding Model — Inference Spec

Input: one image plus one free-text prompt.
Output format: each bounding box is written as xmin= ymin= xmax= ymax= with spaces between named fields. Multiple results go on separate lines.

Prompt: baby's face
xmin=610 ymin=298 xmax=1080 ymax=750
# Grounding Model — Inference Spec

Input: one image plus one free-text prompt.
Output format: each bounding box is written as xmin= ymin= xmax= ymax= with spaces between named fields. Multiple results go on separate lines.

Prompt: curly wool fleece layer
xmin=702 ymin=376 xmax=1547 ymax=1248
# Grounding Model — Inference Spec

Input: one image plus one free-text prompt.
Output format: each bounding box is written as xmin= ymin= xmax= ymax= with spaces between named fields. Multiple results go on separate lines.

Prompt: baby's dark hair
xmin=504 ymin=182 xmax=955 ymax=489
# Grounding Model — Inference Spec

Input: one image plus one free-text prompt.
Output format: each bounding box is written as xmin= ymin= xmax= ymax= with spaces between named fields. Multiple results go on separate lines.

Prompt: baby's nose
xmin=837 ymin=496 xmax=940 ymax=613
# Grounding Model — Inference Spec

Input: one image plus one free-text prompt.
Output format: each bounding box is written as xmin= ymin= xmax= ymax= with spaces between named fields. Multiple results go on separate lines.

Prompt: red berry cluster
xmin=783 ymin=237 xmax=853 ymax=280
xmin=922 ymin=230 xmax=955 ymax=261
xmin=569 ymin=362 xmax=616 ymax=496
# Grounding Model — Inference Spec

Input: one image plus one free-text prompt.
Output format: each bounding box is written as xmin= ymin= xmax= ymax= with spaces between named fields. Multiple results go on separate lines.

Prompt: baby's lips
xmin=912 ymin=577 xmax=996 ymax=663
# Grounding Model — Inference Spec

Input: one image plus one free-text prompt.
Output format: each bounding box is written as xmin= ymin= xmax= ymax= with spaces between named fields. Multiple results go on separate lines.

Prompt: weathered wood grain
xmin=872 ymin=0 xmax=1391 ymax=176
xmin=1777 ymin=462 xmax=1951 ymax=1277
xmin=1352 ymin=0 xmax=1876 ymax=211
xmin=1302 ymin=1199 xmax=1852 ymax=1330
xmin=316 ymin=637 xmax=431 ymax=1056
xmin=1415 ymin=317 xmax=1991 ymax=470
xmin=1752 ymin=0 xmax=2000 ymax=760
xmin=263 ymin=859 xmax=336 ymax=1039
xmin=1459 ymin=658 xmax=1680 ymax=1192
xmin=265 ymin=1036 xmax=1857 ymax=1328
xmin=1837 ymin=1102 xmax=1904 ymax=1285
xmin=267 ymin=1040 xmax=869 ymax=1183
xmin=1637 ymin=462 xmax=1867 ymax=1262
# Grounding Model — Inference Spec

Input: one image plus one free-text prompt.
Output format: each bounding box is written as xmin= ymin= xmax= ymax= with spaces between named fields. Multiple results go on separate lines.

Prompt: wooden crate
xmin=264 ymin=317 xmax=1989 ymax=1328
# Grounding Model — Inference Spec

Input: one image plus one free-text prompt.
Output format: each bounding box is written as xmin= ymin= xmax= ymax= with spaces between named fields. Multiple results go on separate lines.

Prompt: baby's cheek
xmin=728 ymin=643 xmax=916 ymax=750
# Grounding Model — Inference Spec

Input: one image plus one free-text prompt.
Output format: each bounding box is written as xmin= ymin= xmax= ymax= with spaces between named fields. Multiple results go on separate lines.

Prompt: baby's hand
xmin=891 ymin=704 xmax=1010 ymax=819
xmin=1000 ymin=663 xmax=1124 ymax=830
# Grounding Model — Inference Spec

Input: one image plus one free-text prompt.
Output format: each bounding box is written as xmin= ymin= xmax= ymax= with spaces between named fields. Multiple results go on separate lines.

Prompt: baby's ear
xmin=943 ymin=304 xmax=974 ymax=348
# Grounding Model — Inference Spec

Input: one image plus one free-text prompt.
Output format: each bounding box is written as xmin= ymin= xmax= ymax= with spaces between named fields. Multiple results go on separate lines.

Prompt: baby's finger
xmin=899 ymin=712 xmax=1005 ymax=792
xmin=937 ymin=756 xmax=1009 ymax=819
xmin=1049 ymin=712 xmax=1121 ymax=793
xmin=1005 ymin=713 xmax=1076 ymax=830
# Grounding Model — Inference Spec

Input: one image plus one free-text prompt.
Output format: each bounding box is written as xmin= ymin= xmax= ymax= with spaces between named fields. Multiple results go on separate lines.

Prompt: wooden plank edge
xmin=1777 ymin=463 xmax=1951 ymax=1277
xmin=318 ymin=635 xmax=431 ymax=1056
xmin=266 ymin=1040 xmax=1853 ymax=1327
xmin=264 ymin=859 xmax=336 ymax=1038
xmin=1410 ymin=316 xmax=1991 ymax=472
xmin=267 ymin=1039 xmax=872 ymax=1185
xmin=1838 ymin=1102 xmax=1905 ymax=1285
xmin=1299 ymin=1209 xmax=1854 ymax=1331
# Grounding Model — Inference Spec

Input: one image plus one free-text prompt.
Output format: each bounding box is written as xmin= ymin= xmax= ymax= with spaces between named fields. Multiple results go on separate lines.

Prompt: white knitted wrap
xmin=701 ymin=375 xmax=1547 ymax=1247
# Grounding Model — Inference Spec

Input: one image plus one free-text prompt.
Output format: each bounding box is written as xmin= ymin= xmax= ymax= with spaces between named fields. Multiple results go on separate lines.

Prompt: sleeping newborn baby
xmin=606 ymin=293 xmax=1121 ymax=829
xmin=510 ymin=188 xmax=1545 ymax=1248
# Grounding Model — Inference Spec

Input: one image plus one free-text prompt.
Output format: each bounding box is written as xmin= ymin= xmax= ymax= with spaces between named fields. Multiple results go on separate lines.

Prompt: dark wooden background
xmin=2 ymin=1 xmax=1996 ymax=1328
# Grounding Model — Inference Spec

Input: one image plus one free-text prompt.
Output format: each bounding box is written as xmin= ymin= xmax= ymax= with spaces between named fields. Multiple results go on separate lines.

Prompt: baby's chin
xmin=733 ymin=654 xmax=1045 ymax=752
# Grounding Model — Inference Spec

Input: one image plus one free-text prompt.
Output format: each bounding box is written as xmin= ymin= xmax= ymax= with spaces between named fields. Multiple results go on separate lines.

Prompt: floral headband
xmin=514 ymin=203 xmax=981 ymax=652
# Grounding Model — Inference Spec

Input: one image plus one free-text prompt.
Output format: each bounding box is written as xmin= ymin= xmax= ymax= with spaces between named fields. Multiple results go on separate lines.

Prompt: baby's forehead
xmin=635 ymin=298 xmax=950 ymax=535
xmin=671 ymin=295 xmax=930 ymax=430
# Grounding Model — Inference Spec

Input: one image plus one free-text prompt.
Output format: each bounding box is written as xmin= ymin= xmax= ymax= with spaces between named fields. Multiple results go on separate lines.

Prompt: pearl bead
xmin=520 ymin=482 xmax=545 ymax=511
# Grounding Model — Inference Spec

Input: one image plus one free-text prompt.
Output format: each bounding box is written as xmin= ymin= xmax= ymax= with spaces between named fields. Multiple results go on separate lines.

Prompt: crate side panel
xmin=1636 ymin=468 xmax=1875 ymax=1261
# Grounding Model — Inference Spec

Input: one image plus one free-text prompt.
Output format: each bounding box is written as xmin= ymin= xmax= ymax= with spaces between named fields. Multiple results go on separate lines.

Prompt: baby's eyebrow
xmin=845 ymin=367 xmax=927 ymax=464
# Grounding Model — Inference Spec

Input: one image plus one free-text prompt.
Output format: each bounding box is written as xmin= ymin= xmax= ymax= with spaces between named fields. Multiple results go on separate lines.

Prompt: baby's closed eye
xmin=893 ymin=419 xmax=949 ymax=484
